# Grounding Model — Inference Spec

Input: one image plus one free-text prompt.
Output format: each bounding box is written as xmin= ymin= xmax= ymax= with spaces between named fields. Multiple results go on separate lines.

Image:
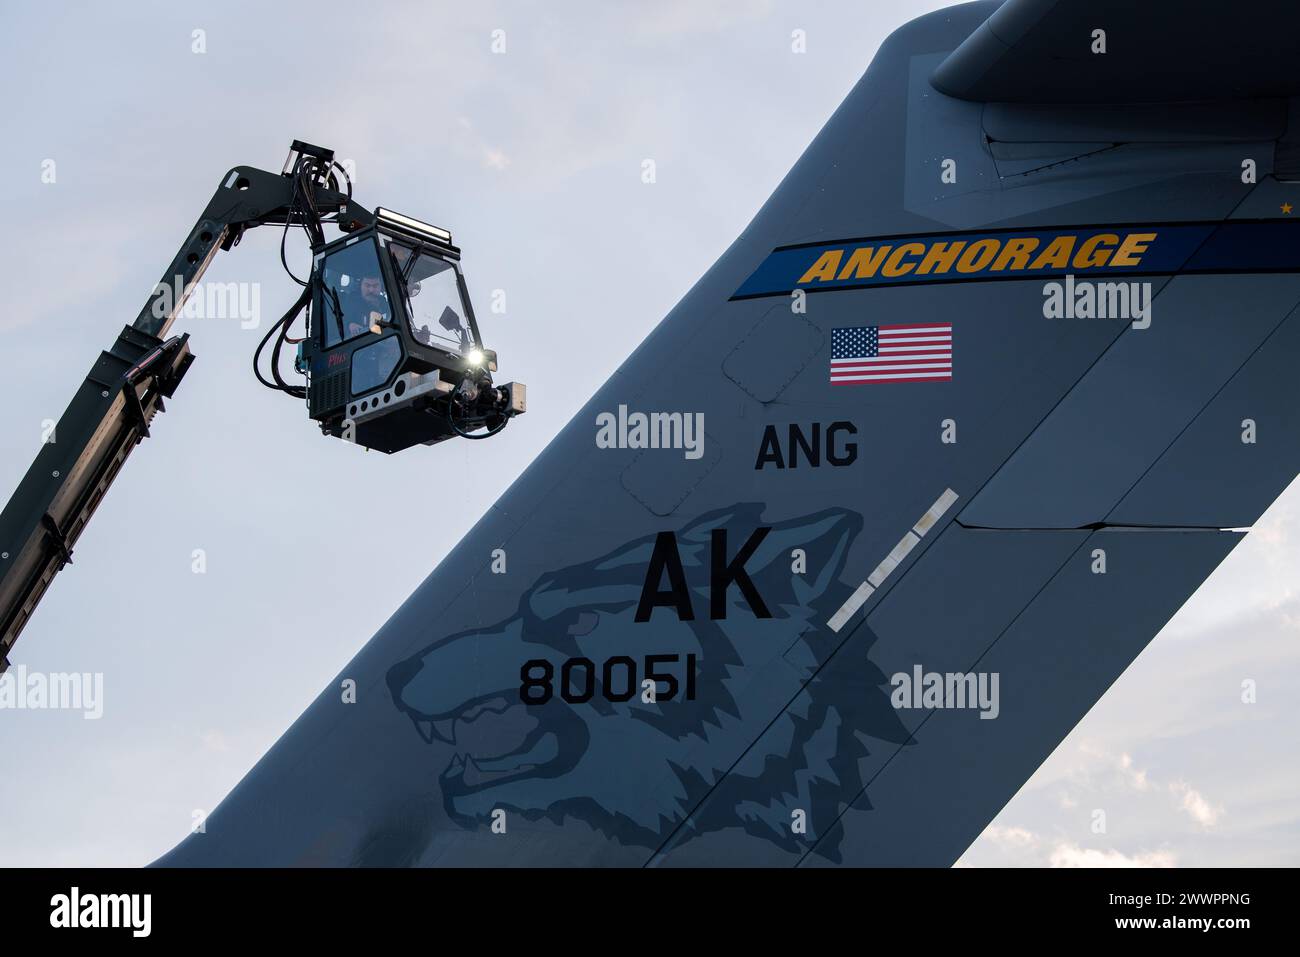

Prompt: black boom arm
xmin=0 ymin=141 xmax=370 ymax=672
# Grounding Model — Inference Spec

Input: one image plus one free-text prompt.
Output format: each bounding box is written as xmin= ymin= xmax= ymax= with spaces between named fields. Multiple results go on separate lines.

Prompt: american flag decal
xmin=830 ymin=323 xmax=952 ymax=384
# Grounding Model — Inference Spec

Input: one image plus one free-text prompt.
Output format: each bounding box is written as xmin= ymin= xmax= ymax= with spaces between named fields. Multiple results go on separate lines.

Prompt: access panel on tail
xmin=156 ymin=0 xmax=1300 ymax=866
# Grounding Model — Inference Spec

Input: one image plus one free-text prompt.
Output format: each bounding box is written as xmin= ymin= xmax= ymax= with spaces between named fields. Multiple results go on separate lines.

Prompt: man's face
xmin=360 ymin=275 xmax=384 ymax=302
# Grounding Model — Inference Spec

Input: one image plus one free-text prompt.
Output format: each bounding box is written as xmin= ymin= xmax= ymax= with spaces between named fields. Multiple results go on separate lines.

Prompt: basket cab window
xmin=350 ymin=335 xmax=401 ymax=395
xmin=387 ymin=243 xmax=475 ymax=356
xmin=319 ymin=240 xmax=391 ymax=347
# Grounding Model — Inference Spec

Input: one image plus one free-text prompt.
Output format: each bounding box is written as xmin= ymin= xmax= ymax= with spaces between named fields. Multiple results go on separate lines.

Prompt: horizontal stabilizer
xmin=933 ymin=0 xmax=1300 ymax=104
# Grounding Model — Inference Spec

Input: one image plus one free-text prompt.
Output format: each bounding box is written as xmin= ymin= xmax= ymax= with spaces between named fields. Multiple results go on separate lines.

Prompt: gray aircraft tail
xmin=157 ymin=0 xmax=1300 ymax=866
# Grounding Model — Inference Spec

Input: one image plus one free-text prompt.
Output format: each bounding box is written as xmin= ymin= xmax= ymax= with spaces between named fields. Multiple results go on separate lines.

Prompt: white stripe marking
xmin=834 ymin=362 xmax=953 ymax=373
xmin=825 ymin=490 xmax=960 ymax=633
xmin=832 ymin=371 xmax=952 ymax=381
xmin=913 ymin=488 xmax=959 ymax=536
xmin=827 ymin=582 xmax=875 ymax=633
xmin=832 ymin=354 xmax=952 ymax=365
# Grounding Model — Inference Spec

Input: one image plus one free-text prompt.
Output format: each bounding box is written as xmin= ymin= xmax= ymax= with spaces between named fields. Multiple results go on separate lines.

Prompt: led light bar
xmin=375 ymin=207 xmax=453 ymax=245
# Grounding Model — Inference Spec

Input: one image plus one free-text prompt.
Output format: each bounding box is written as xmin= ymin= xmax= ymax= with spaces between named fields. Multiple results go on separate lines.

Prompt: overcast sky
xmin=0 ymin=0 xmax=1295 ymax=867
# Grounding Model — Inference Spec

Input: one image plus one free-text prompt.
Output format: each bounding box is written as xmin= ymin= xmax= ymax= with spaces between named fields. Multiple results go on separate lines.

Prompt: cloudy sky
xmin=0 ymin=0 xmax=1295 ymax=867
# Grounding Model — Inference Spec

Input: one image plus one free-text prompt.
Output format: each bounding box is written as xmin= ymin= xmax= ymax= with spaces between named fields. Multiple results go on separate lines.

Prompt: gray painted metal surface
xmin=156 ymin=0 xmax=1300 ymax=866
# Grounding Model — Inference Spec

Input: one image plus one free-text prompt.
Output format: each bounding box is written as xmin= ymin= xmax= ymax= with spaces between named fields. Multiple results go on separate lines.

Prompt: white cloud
xmin=1170 ymin=781 xmax=1223 ymax=829
xmin=1117 ymin=752 xmax=1151 ymax=792
xmin=964 ymin=738 xmax=1245 ymax=866
xmin=1049 ymin=842 xmax=1177 ymax=869
xmin=970 ymin=824 xmax=1178 ymax=868
xmin=984 ymin=825 xmax=1038 ymax=849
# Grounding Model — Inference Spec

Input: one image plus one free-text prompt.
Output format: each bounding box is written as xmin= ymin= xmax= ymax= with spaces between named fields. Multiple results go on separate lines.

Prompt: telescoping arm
xmin=0 ymin=142 xmax=366 ymax=672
